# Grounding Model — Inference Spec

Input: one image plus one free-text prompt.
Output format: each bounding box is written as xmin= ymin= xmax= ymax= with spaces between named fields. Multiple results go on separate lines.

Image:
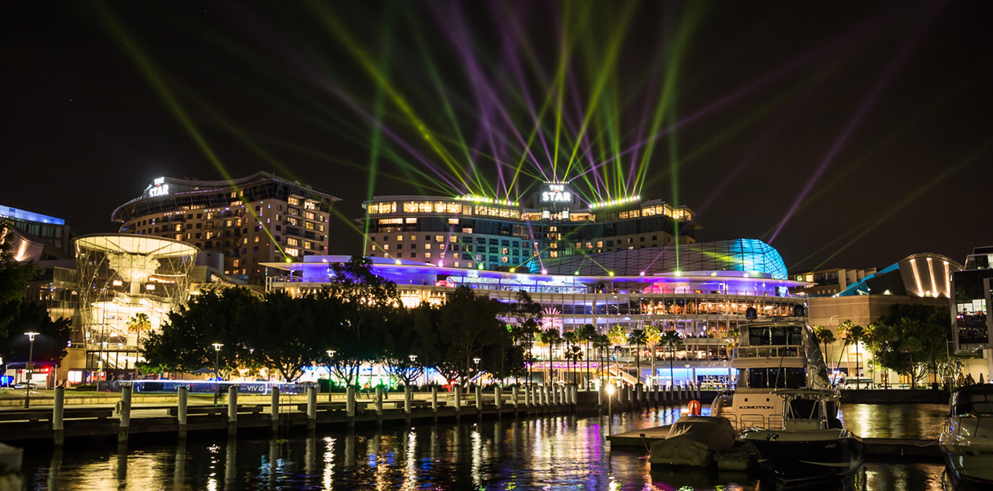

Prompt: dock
xmin=0 ymin=383 xmax=709 ymax=445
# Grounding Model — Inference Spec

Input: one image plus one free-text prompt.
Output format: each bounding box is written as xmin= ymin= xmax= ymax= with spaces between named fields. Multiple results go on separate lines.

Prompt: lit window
xmin=410 ymin=235 xmax=416 ymax=241
xmin=425 ymin=252 xmax=432 ymax=259
xmin=425 ymin=243 xmax=432 ymax=250
xmin=397 ymin=235 xmax=403 ymax=241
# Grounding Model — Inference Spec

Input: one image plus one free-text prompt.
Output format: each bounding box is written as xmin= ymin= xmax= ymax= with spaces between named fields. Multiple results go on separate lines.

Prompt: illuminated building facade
xmin=950 ymin=246 xmax=993 ymax=379
xmin=805 ymin=252 xmax=962 ymax=386
xmin=791 ymin=267 xmax=877 ymax=296
xmin=0 ymin=203 xmax=74 ymax=261
xmin=112 ymin=172 xmax=339 ymax=284
xmin=70 ymin=234 xmax=198 ymax=384
xmin=361 ymin=180 xmax=699 ymax=271
xmin=264 ymin=240 xmax=809 ymax=385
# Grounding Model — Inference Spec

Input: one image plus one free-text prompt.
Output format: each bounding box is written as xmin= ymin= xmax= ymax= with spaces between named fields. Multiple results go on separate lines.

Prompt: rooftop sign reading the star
xmin=539 ymin=182 xmax=573 ymax=204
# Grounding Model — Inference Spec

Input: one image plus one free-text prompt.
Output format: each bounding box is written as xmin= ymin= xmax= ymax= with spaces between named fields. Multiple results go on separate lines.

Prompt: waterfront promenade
xmin=0 ymin=384 xmax=708 ymax=445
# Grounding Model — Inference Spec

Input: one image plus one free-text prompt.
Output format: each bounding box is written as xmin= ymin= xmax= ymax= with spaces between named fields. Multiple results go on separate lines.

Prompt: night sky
xmin=3 ymin=1 xmax=991 ymax=272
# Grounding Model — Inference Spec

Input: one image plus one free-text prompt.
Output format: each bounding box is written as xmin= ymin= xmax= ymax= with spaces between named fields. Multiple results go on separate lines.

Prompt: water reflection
xmin=21 ymin=404 xmax=952 ymax=490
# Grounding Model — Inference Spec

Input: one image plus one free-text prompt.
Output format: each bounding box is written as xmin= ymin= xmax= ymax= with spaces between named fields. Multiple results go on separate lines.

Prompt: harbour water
xmin=18 ymin=403 xmax=950 ymax=490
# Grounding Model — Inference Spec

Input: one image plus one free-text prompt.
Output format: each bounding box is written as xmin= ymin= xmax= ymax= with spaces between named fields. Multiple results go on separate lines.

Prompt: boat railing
xmin=733 ymin=413 xmax=784 ymax=431
xmin=732 ymin=345 xmax=802 ymax=359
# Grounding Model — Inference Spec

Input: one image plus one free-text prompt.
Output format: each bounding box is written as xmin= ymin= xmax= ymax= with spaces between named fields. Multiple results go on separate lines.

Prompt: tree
xmin=837 ymin=321 xmax=864 ymax=388
xmin=861 ymin=323 xmax=882 ymax=388
xmin=576 ymin=324 xmax=598 ymax=389
xmin=562 ymin=330 xmax=578 ymax=384
xmin=510 ymin=291 xmax=543 ymax=386
xmin=813 ymin=326 xmax=836 ymax=370
xmin=0 ymin=221 xmax=39 ymax=337
xmin=627 ymin=328 xmax=647 ymax=385
xmin=0 ymin=300 xmax=72 ymax=381
xmin=644 ymin=325 xmax=661 ymax=386
xmin=435 ymin=286 xmax=508 ymax=387
xmin=659 ymin=330 xmax=683 ymax=387
xmin=321 ymin=256 xmax=400 ymax=388
xmin=381 ymin=307 xmax=425 ymax=388
xmin=873 ymin=304 xmax=953 ymax=388
xmin=564 ymin=344 xmax=583 ymax=385
xmin=143 ymin=287 xmax=259 ymax=377
xmin=607 ymin=325 xmax=627 ymax=347
xmin=242 ymin=291 xmax=324 ymax=382
xmin=721 ymin=326 xmax=740 ymax=361
xmin=127 ymin=313 xmax=152 ymax=380
xmin=593 ymin=334 xmax=611 ymax=387
xmin=539 ymin=328 xmax=561 ymax=384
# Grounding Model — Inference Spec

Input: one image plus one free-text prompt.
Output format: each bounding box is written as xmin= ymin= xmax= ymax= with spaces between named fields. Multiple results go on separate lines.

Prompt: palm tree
xmin=593 ymin=333 xmax=611 ymax=388
xmin=722 ymin=327 xmax=740 ymax=361
xmin=607 ymin=325 xmax=627 ymax=347
xmin=644 ymin=325 xmax=662 ymax=386
xmin=577 ymin=324 xmax=598 ymax=389
xmin=563 ymin=331 xmax=578 ymax=385
xmin=565 ymin=344 xmax=583 ymax=385
xmin=861 ymin=323 xmax=880 ymax=388
xmin=540 ymin=328 xmax=561 ymax=385
xmin=627 ymin=329 xmax=648 ymax=385
xmin=838 ymin=321 xmax=864 ymax=388
xmin=814 ymin=326 xmax=836 ymax=370
xmin=659 ymin=330 xmax=683 ymax=387
xmin=127 ymin=313 xmax=152 ymax=380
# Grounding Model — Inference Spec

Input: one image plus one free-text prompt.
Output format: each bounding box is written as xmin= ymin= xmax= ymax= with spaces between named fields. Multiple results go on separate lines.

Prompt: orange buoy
xmin=687 ymin=399 xmax=701 ymax=416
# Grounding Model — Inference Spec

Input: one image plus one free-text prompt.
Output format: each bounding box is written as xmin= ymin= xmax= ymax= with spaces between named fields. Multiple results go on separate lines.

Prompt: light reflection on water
xmin=21 ymin=403 xmax=949 ymax=490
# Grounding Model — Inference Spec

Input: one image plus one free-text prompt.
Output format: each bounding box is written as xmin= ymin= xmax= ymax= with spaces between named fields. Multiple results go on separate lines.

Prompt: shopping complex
xmin=4 ymin=172 xmax=989 ymax=389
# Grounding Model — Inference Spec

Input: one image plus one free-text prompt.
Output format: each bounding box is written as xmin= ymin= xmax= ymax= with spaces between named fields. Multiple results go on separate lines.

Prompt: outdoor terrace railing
xmin=732 ymin=345 xmax=803 ymax=359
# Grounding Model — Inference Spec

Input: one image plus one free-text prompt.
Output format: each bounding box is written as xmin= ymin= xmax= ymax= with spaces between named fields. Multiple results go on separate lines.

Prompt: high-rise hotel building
xmin=361 ymin=181 xmax=699 ymax=271
xmin=112 ymin=172 xmax=338 ymax=283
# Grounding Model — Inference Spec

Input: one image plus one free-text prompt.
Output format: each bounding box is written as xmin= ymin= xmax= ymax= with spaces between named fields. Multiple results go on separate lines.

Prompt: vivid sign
xmin=539 ymin=183 xmax=572 ymax=204
xmin=149 ymin=177 xmax=169 ymax=197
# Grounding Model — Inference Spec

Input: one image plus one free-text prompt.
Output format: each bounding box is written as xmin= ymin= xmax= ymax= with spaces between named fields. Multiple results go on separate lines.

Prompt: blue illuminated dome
xmin=534 ymin=238 xmax=789 ymax=279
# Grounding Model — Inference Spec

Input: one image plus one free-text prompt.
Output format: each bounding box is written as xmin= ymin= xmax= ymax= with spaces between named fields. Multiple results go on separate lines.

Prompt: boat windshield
xmin=954 ymin=392 xmax=993 ymax=416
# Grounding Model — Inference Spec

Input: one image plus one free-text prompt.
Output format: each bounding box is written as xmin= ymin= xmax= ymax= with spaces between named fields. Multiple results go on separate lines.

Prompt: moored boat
xmin=740 ymin=389 xmax=864 ymax=484
xmin=649 ymin=416 xmax=738 ymax=467
xmin=939 ymin=384 xmax=993 ymax=484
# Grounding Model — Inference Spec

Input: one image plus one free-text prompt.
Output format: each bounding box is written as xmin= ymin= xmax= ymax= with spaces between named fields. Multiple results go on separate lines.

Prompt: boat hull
xmin=940 ymin=444 xmax=993 ymax=484
xmin=743 ymin=432 xmax=864 ymax=484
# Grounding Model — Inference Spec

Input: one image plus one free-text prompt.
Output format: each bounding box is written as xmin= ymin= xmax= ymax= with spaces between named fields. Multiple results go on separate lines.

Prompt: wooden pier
xmin=0 ymin=383 xmax=710 ymax=446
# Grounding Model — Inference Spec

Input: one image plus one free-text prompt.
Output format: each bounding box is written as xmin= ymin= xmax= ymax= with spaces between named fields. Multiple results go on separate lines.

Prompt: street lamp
xmin=605 ymin=383 xmax=615 ymax=436
xmin=473 ymin=357 xmax=481 ymax=387
xmin=24 ymin=332 xmax=39 ymax=409
xmin=212 ymin=343 xmax=223 ymax=407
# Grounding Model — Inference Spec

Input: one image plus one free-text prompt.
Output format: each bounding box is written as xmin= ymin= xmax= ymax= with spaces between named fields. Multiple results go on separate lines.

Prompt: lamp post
xmin=326 ymin=349 xmax=336 ymax=402
xmin=24 ymin=332 xmax=39 ymax=409
xmin=605 ymin=383 xmax=615 ymax=436
xmin=212 ymin=343 xmax=223 ymax=407
xmin=473 ymin=357 xmax=481 ymax=387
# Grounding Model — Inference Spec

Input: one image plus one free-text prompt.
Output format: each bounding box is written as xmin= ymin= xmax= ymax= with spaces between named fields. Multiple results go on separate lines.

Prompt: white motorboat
xmin=649 ymin=416 xmax=737 ymax=467
xmin=939 ymin=384 xmax=993 ymax=485
xmin=710 ymin=321 xmax=835 ymax=431
xmin=740 ymin=389 xmax=864 ymax=485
